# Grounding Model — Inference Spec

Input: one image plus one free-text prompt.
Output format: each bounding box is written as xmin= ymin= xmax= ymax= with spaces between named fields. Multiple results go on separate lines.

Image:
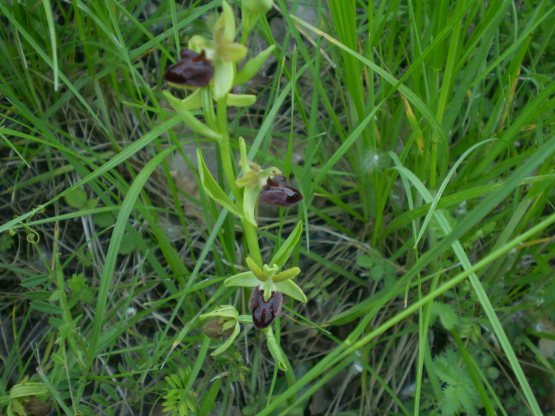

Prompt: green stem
xmin=216 ymin=98 xmax=239 ymax=197
xmin=216 ymin=97 xmax=262 ymax=266
xmin=242 ymin=218 xmax=262 ymax=266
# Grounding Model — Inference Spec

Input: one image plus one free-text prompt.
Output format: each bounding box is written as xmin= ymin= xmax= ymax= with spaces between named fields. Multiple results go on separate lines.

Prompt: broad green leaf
xmin=197 ymin=149 xmax=242 ymax=218
xmin=64 ymin=188 xmax=87 ymax=208
xmin=118 ymin=232 xmax=138 ymax=255
xmin=163 ymin=91 xmax=221 ymax=140
xmin=270 ymin=221 xmax=303 ymax=267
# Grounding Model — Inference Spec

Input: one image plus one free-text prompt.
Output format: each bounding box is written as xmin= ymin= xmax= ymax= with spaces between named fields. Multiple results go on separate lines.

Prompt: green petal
xmin=238 ymin=137 xmax=249 ymax=172
xmin=273 ymin=267 xmax=300 ymax=283
xmin=235 ymin=170 xmax=258 ymax=188
xmin=246 ymin=256 xmax=266 ymax=280
xmin=224 ymin=271 xmax=260 ymax=288
xmin=213 ymin=60 xmax=234 ymax=101
xmin=275 ymin=279 xmax=307 ymax=303
xmin=189 ymin=35 xmax=216 ymax=59
xmin=211 ymin=322 xmax=240 ymax=356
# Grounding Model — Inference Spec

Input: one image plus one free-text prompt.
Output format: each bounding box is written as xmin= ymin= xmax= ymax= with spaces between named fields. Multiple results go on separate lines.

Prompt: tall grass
xmin=1 ymin=0 xmax=554 ymax=415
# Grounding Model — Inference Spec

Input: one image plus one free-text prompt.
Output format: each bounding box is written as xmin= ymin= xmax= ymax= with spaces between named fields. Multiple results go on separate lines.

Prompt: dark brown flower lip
xmin=250 ymin=286 xmax=283 ymax=329
xmin=164 ymin=49 xmax=214 ymax=87
xmin=260 ymin=175 xmax=303 ymax=207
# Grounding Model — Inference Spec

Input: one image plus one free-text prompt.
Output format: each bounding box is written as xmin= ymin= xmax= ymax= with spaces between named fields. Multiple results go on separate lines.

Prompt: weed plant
xmin=1 ymin=0 xmax=554 ymax=415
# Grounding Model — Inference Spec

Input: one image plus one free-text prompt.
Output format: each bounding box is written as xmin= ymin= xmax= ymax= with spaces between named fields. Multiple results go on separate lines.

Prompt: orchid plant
xmin=163 ymin=0 xmax=305 ymax=371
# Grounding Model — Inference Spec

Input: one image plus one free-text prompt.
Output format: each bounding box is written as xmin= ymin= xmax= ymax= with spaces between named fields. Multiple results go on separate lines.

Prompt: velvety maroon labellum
xmin=164 ymin=49 xmax=214 ymax=87
xmin=250 ymin=286 xmax=283 ymax=329
xmin=260 ymin=175 xmax=303 ymax=207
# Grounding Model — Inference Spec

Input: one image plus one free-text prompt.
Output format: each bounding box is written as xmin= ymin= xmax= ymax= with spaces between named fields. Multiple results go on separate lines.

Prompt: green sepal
xmin=234 ymin=45 xmax=275 ymax=86
xmin=211 ymin=322 xmax=240 ymax=356
xmin=199 ymin=305 xmax=238 ymax=320
xmin=270 ymin=221 xmax=303 ymax=267
xmin=219 ymin=0 xmax=236 ymax=42
xmin=227 ymin=94 xmax=256 ymax=107
xmin=197 ymin=149 xmax=242 ymax=217
xmin=275 ymin=279 xmax=307 ymax=303
xmin=164 ymin=91 xmax=221 ymax=140
xmin=224 ymin=271 xmax=259 ymax=288
xmin=264 ymin=327 xmax=287 ymax=371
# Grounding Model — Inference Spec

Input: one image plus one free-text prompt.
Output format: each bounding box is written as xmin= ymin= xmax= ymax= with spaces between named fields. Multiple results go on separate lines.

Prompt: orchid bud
xmin=242 ymin=0 xmax=272 ymax=14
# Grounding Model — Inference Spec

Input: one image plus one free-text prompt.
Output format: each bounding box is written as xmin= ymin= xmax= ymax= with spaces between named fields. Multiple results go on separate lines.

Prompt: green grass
xmin=1 ymin=0 xmax=555 ymax=415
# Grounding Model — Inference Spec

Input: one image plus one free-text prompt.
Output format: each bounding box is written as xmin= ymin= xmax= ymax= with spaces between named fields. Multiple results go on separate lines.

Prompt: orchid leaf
xmin=270 ymin=221 xmax=303 ymax=267
xmin=164 ymin=91 xmax=221 ymax=140
xmin=197 ymin=149 xmax=241 ymax=217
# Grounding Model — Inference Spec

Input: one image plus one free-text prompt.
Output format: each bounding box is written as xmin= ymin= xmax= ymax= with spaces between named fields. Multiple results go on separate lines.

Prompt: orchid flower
xmin=189 ymin=1 xmax=247 ymax=100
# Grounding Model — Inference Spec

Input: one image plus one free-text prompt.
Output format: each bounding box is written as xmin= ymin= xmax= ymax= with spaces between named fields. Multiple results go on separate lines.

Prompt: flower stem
xmin=242 ymin=218 xmax=262 ymax=266
xmin=216 ymin=97 xmax=262 ymax=266
xmin=216 ymin=98 xmax=239 ymax=198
